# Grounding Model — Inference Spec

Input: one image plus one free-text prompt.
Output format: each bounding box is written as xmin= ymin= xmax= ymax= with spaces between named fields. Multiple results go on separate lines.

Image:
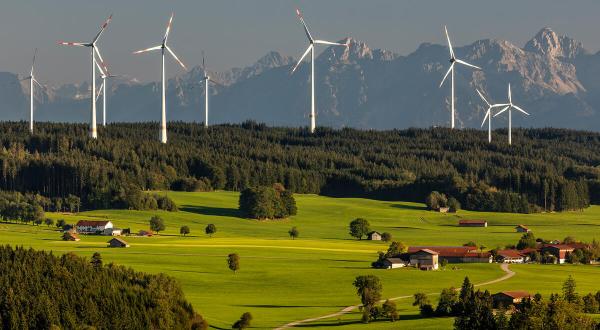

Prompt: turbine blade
xmin=132 ymin=45 xmax=162 ymax=54
xmin=476 ymin=89 xmax=490 ymax=107
xmin=92 ymin=14 xmax=113 ymax=44
xmin=508 ymin=83 xmax=512 ymax=104
xmin=32 ymin=78 xmax=43 ymax=88
xmin=94 ymin=47 xmax=109 ymax=75
xmin=58 ymin=41 xmax=88 ymax=47
xmin=455 ymin=59 xmax=481 ymax=70
xmin=513 ymin=105 xmax=530 ymax=116
xmin=166 ymin=45 xmax=187 ymax=70
xmin=315 ymin=40 xmax=347 ymax=47
xmin=494 ymin=106 xmax=510 ymax=117
xmin=94 ymin=57 xmax=107 ymax=77
xmin=163 ymin=13 xmax=174 ymax=44
xmin=481 ymin=109 xmax=491 ymax=127
xmin=439 ymin=63 xmax=454 ymax=87
xmin=291 ymin=44 xmax=313 ymax=74
xmin=95 ymin=81 xmax=104 ymax=102
xmin=296 ymin=8 xmax=314 ymax=42
xmin=31 ymin=48 xmax=38 ymax=74
xmin=444 ymin=26 xmax=454 ymax=58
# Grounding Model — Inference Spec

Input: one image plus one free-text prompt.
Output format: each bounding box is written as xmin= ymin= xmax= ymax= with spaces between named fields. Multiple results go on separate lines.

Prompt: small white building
xmin=105 ymin=228 xmax=122 ymax=236
xmin=368 ymin=231 xmax=382 ymax=241
xmin=76 ymin=220 xmax=113 ymax=235
xmin=383 ymin=258 xmax=406 ymax=269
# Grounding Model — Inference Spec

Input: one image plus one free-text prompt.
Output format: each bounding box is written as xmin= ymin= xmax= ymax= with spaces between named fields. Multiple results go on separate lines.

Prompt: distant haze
xmin=1 ymin=0 xmax=600 ymax=85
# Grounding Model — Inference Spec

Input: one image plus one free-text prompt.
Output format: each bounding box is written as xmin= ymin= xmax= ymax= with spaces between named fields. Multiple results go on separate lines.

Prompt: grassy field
xmin=1 ymin=191 xmax=599 ymax=329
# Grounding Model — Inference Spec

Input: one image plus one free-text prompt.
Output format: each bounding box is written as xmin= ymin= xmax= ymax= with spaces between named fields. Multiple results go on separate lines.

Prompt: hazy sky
xmin=2 ymin=0 xmax=599 ymax=84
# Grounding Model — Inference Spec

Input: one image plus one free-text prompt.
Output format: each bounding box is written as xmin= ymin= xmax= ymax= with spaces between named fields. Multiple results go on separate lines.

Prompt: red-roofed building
xmin=459 ymin=219 xmax=488 ymax=227
xmin=496 ymin=250 xmax=528 ymax=263
xmin=542 ymin=245 xmax=575 ymax=264
xmin=76 ymin=220 xmax=113 ymax=234
xmin=493 ymin=291 xmax=532 ymax=307
xmin=407 ymin=246 xmax=492 ymax=264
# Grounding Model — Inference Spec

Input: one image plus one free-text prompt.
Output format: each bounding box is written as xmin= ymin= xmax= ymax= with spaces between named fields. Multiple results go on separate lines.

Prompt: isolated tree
xmin=90 ymin=252 xmax=102 ymax=270
xmin=205 ymin=224 xmax=217 ymax=237
xmin=448 ymin=197 xmax=461 ymax=213
xmin=349 ymin=218 xmax=371 ymax=240
xmin=180 ymin=225 xmax=190 ymax=236
xmin=232 ymin=312 xmax=252 ymax=330
xmin=436 ymin=287 xmax=458 ymax=316
xmin=426 ymin=191 xmax=447 ymax=210
xmin=382 ymin=299 xmax=398 ymax=321
xmin=288 ymin=226 xmax=299 ymax=240
xmin=44 ymin=218 xmax=54 ymax=227
xmin=381 ymin=232 xmax=392 ymax=242
xmin=562 ymin=275 xmax=578 ymax=303
xmin=385 ymin=241 xmax=407 ymax=258
xmin=149 ymin=216 xmax=165 ymax=234
xmin=353 ymin=275 xmax=382 ymax=322
xmin=227 ymin=253 xmax=240 ymax=274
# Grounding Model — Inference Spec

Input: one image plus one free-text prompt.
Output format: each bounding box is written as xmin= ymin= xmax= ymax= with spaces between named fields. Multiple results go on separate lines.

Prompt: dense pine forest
xmin=0 ymin=121 xmax=598 ymax=213
xmin=0 ymin=245 xmax=206 ymax=329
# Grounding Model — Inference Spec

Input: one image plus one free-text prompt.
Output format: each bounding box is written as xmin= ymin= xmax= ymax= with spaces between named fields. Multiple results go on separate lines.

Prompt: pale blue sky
xmin=1 ymin=0 xmax=599 ymax=84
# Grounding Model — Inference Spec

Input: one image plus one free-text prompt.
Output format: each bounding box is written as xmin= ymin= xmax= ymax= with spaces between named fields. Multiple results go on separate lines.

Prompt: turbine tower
xmin=291 ymin=8 xmax=348 ymax=134
xmin=58 ymin=15 xmax=112 ymax=139
xmin=23 ymin=48 xmax=42 ymax=134
xmin=439 ymin=26 xmax=481 ymax=129
xmin=133 ymin=13 xmax=187 ymax=144
xmin=493 ymin=84 xmax=530 ymax=145
xmin=201 ymin=52 xmax=220 ymax=127
xmin=476 ymin=89 xmax=508 ymax=143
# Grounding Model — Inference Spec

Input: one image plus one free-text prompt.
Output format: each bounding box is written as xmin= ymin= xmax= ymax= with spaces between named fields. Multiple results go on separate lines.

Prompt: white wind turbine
xmin=94 ymin=60 xmax=119 ymax=127
xmin=133 ymin=13 xmax=187 ymax=144
xmin=23 ymin=48 xmax=43 ymax=134
xmin=493 ymin=84 xmax=530 ymax=145
xmin=439 ymin=26 xmax=481 ymax=129
xmin=476 ymin=89 xmax=508 ymax=143
xmin=58 ymin=15 xmax=112 ymax=139
xmin=291 ymin=8 xmax=348 ymax=134
xmin=201 ymin=51 xmax=220 ymax=127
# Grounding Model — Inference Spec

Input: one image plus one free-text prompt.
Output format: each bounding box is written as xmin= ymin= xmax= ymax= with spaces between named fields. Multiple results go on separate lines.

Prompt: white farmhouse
xmin=76 ymin=220 xmax=113 ymax=235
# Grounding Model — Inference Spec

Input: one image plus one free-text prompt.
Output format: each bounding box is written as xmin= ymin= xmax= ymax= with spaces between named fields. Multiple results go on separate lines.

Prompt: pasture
xmin=1 ymin=191 xmax=599 ymax=329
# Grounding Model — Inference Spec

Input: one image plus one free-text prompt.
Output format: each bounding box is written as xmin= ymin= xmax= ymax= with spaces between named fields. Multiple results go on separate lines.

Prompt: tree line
xmin=0 ymin=122 xmax=598 ymax=212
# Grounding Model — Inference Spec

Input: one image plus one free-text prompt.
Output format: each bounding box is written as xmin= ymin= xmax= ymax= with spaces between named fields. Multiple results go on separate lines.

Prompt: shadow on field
xmin=321 ymin=259 xmax=366 ymax=263
xmin=181 ymin=205 xmax=241 ymax=218
xmin=236 ymin=304 xmax=339 ymax=309
xmin=390 ymin=204 xmax=428 ymax=211
xmin=296 ymin=313 xmax=435 ymax=327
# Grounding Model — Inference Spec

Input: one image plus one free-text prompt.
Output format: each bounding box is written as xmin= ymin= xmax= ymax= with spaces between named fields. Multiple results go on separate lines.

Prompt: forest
xmin=0 ymin=121 xmax=597 ymax=213
xmin=0 ymin=245 xmax=206 ymax=329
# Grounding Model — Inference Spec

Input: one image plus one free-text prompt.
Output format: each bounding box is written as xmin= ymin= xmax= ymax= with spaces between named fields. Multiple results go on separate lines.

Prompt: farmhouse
xmin=515 ymin=225 xmax=530 ymax=233
xmin=409 ymin=249 xmax=439 ymax=270
xmin=459 ymin=219 xmax=488 ymax=227
xmin=438 ymin=207 xmax=450 ymax=213
xmin=407 ymin=246 xmax=492 ymax=264
xmin=496 ymin=250 xmax=528 ymax=263
xmin=106 ymin=228 xmax=123 ymax=236
xmin=108 ymin=237 xmax=129 ymax=248
xmin=368 ymin=231 xmax=382 ymax=241
xmin=76 ymin=220 xmax=113 ymax=235
xmin=382 ymin=258 xmax=406 ymax=269
xmin=492 ymin=291 xmax=532 ymax=307
xmin=542 ymin=244 xmax=575 ymax=264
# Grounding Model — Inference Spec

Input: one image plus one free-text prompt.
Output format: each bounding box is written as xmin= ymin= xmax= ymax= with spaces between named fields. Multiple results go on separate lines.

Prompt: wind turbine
xmin=493 ymin=84 xmax=530 ymax=145
xmin=291 ymin=8 xmax=348 ymax=134
xmin=58 ymin=14 xmax=112 ymax=139
xmin=476 ymin=89 xmax=508 ymax=143
xmin=133 ymin=13 xmax=187 ymax=144
xmin=23 ymin=48 xmax=43 ymax=134
xmin=439 ymin=26 xmax=481 ymax=129
xmin=94 ymin=60 xmax=119 ymax=126
xmin=201 ymin=51 xmax=220 ymax=127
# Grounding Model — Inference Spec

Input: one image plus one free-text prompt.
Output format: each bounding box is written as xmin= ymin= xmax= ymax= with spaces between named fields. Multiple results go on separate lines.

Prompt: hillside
xmin=0 ymin=122 xmax=597 ymax=212
xmin=3 ymin=28 xmax=600 ymax=130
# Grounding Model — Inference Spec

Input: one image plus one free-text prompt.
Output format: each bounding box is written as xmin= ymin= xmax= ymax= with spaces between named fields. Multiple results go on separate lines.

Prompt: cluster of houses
xmin=495 ymin=242 xmax=589 ymax=264
xmin=61 ymin=220 xmax=134 ymax=248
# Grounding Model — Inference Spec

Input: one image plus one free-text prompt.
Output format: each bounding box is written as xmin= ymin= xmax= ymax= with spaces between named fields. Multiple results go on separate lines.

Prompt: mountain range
xmin=2 ymin=27 xmax=600 ymax=131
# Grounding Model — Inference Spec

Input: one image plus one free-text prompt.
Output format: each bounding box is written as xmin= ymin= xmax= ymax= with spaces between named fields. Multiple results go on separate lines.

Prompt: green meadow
xmin=1 ymin=191 xmax=599 ymax=329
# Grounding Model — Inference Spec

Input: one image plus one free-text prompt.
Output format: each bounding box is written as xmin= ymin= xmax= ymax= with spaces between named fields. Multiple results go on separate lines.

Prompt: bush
xmin=426 ymin=191 xmax=448 ymax=210
xmin=381 ymin=232 xmax=392 ymax=242
xmin=239 ymin=185 xmax=296 ymax=219
xmin=448 ymin=197 xmax=461 ymax=213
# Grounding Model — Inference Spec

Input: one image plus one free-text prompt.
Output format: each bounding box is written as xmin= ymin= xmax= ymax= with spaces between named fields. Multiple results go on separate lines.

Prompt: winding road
xmin=274 ymin=263 xmax=515 ymax=329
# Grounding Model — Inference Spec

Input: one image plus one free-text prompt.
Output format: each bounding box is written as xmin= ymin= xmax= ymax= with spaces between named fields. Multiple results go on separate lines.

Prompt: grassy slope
xmin=1 ymin=191 xmax=599 ymax=329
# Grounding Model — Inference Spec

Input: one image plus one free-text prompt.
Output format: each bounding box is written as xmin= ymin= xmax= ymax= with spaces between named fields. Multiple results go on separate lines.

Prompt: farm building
xmin=106 ymin=228 xmax=123 ymax=236
xmin=76 ymin=220 xmax=113 ymax=235
xmin=492 ymin=291 xmax=531 ymax=307
xmin=62 ymin=232 xmax=80 ymax=241
xmin=108 ymin=237 xmax=129 ymax=248
xmin=368 ymin=231 xmax=382 ymax=241
xmin=407 ymin=246 xmax=492 ymax=264
xmin=496 ymin=250 xmax=528 ymax=263
xmin=138 ymin=230 xmax=153 ymax=237
xmin=382 ymin=258 xmax=406 ymax=269
xmin=409 ymin=249 xmax=439 ymax=270
xmin=458 ymin=219 xmax=488 ymax=227
xmin=438 ymin=207 xmax=449 ymax=213
xmin=515 ymin=225 xmax=530 ymax=233
xmin=542 ymin=245 xmax=575 ymax=264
